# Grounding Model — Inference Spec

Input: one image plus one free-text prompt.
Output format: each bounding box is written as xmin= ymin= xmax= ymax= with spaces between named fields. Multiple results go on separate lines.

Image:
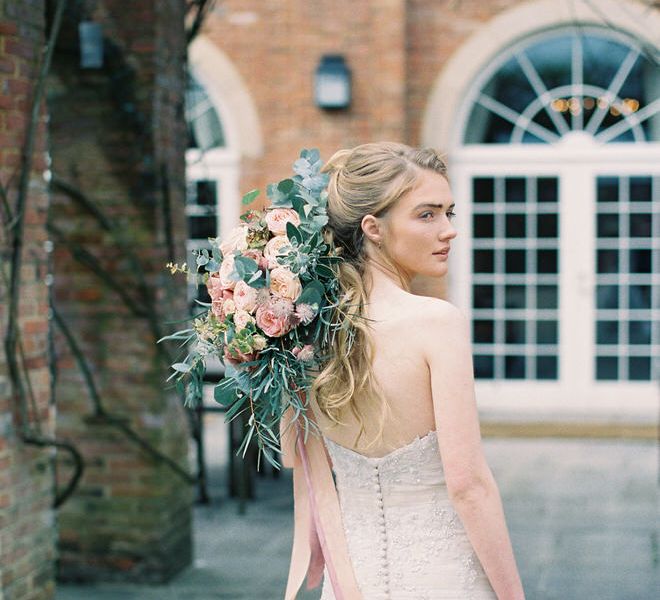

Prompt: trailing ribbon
xmin=281 ymin=400 xmax=362 ymax=599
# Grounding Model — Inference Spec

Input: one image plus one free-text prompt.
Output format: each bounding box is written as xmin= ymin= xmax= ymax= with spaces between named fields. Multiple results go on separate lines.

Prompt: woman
xmin=284 ymin=142 xmax=525 ymax=599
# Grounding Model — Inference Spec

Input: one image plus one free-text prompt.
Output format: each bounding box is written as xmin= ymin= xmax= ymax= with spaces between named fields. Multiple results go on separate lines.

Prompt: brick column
xmin=49 ymin=0 xmax=192 ymax=583
xmin=0 ymin=1 xmax=56 ymax=599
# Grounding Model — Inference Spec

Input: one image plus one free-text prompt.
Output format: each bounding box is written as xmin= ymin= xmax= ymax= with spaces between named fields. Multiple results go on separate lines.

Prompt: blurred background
xmin=0 ymin=0 xmax=657 ymax=599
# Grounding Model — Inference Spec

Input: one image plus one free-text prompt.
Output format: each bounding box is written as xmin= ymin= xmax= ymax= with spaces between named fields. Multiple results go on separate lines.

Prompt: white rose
xmin=219 ymin=225 xmax=249 ymax=257
xmin=269 ymin=266 xmax=302 ymax=302
xmin=233 ymin=309 xmax=255 ymax=331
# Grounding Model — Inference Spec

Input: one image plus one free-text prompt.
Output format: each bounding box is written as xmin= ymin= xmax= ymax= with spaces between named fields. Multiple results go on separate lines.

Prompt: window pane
xmin=505 ymin=214 xmax=526 ymax=237
xmin=505 ymin=320 xmax=526 ymax=344
xmin=596 ymin=356 xmax=618 ymax=380
xmin=474 ymin=355 xmax=494 ymax=378
xmin=473 ymin=285 xmax=495 ymax=308
xmin=505 ymin=178 xmax=526 ymax=202
xmin=537 ymin=177 xmax=558 ymax=202
xmin=597 ymin=177 xmax=619 ymax=202
xmin=537 ymin=285 xmax=558 ymax=309
xmin=597 ymin=250 xmax=618 ymax=273
xmin=505 ymin=285 xmax=526 ymax=309
xmin=629 ymin=285 xmax=651 ymax=310
xmin=629 ymin=356 xmax=651 ymax=380
xmin=474 ymin=214 xmax=495 ymax=237
xmin=537 ymin=249 xmax=558 ymax=273
xmin=629 ymin=321 xmax=651 ymax=345
xmin=629 ymin=177 xmax=651 ymax=202
xmin=188 ymin=216 xmax=217 ymax=239
xmin=537 ymin=214 xmax=558 ymax=237
xmin=596 ymin=285 xmax=619 ymax=309
xmin=505 ymin=355 xmax=525 ymax=378
xmin=630 ymin=249 xmax=651 ymax=273
xmin=474 ymin=250 xmax=495 ymax=273
xmin=629 ymin=214 xmax=651 ymax=237
xmin=537 ymin=356 xmax=558 ymax=379
xmin=474 ymin=320 xmax=495 ymax=343
xmin=505 ymin=249 xmax=526 ymax=273
xmin=596 ymin=320 xmax=618 ymax=344
xmin=537 ymin=320 xmax=558 ymax=344
xmin=473 ymin=178 xmax=495 ymax=203
xmin=597 ymin=214 xmax=619 ymax=238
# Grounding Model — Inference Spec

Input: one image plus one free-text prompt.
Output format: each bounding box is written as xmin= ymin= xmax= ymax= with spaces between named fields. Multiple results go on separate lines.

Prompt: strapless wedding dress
xmin=319 ymin=430 xmax=497 ymax=599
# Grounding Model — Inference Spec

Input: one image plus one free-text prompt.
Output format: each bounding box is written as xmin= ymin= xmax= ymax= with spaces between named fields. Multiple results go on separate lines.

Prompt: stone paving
xmin=57 ymin=412 xmax=658 ymax=600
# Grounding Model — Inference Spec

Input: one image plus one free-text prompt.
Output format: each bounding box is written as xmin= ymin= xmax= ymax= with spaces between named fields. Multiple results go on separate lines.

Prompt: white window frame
xmin=449 ymin=141 xmax=659 ymax=422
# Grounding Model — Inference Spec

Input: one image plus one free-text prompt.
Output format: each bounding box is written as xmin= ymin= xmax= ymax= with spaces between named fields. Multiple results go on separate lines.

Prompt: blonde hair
xmin=311 ymin=141 xmax=448 ymax=450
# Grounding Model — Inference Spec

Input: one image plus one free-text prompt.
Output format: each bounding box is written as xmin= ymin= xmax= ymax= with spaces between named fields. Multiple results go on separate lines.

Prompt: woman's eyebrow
xmin=413 ymin=202 xmax=456 ymax=210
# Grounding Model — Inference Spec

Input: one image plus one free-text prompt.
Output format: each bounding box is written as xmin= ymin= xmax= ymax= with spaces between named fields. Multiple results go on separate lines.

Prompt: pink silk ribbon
xmin=280 ymin=400 xmax=363 ymax=599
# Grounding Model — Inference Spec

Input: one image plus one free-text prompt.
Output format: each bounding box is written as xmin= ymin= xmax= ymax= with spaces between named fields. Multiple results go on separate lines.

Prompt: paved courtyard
xmin=57 ymin=413 xmax=658 ymax=600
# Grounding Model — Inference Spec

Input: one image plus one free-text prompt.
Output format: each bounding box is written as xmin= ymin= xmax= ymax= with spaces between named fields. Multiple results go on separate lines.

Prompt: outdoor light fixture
xmin=79 ymin=21 xmax=103 ymax=69
xmin=314 ymin=54 xmax=352 ymax=110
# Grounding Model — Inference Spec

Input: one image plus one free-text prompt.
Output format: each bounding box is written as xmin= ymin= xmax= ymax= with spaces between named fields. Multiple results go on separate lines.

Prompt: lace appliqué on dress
xmin=319 ymin=431 xmax=494 ymax=600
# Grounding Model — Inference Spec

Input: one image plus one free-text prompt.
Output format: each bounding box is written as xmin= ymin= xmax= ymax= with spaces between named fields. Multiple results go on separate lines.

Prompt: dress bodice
xmin=319 ymin=430 xmax=496 ymax=600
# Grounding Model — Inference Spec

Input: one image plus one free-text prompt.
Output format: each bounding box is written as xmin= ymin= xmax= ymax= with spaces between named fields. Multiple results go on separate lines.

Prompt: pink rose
xmin=264 ymin=208 xmax=301 ymax=235
xmin=223 ymin=298 xmax=236 ymax=315
xmin=211 ymin=299 xmax=224 ymax=319
xmin=264 ymin=235 xmax=292 ymax=269
xmin=269 ymin=266 xmax=302 ymax=302
xmin=243 ymin=248 xmax=269 ymax=272
xmin=233 ymin=280 xmax=259 ymax=313
xmin=206 ymin=273 xmax=224 ymax=301
xmin=255 ymin=297 xmax=295 ymax=337
xmin=218 ymin=254 xmax=237 ymax=290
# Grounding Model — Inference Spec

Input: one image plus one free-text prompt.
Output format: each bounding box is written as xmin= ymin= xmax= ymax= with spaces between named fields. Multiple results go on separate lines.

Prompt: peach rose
xmin=223 ymin=298 xmax=236 ymax=315
xmin=219 ymin=225 xmax=248 ymax=257
xmin=233 ymin=309 xmax=256 ymax=331
xmin=255 ymin=297 xmax=295 ymax=337
xmin=269 ymin=266 xmax=302 ymax=302
xmin=264 ymin=208 xmax=301 ymax=235
xmin=218 ymin=254 xmax=237 ymax=290
xmin=264 ymin=235 xmax=292 ymax=269
xmin=233 ymin=280 xmax=259 ymax=313
xmin=211 ymin=299 xmax=224 ymax=319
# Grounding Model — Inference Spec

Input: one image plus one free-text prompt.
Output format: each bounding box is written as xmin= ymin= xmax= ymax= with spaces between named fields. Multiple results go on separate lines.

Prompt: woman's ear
xmin=360 ymin=214 xmax=382 ymax=245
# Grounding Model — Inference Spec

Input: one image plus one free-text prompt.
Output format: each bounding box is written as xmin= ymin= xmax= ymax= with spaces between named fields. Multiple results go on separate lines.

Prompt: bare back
xmin=311 ymin=287 xmax=443 ymax=457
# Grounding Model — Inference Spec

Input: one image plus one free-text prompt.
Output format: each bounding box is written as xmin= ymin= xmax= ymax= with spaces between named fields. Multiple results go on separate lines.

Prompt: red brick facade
xmin=0 ymin=1 xmax=55 ymax=598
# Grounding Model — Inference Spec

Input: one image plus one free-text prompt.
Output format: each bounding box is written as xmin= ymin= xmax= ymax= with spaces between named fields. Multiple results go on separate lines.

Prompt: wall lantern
xmin=314 ymin=54 xmax=352 ymax=110
xmin=79 ymin=21 xmax=103 ymax=69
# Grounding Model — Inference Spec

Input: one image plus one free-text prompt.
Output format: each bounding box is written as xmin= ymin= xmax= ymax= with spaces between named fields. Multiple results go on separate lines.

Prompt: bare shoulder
xmin=407 ymin=296 xmax=471 ymax=356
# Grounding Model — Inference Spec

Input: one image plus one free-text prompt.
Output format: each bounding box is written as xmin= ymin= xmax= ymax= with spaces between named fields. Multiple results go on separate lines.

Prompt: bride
xmin=281 ymin=142 xmax=525 ymax=599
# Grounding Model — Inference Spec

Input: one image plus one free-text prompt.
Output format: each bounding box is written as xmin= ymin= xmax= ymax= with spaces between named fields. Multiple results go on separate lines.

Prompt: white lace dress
xmin=319 ymin=430 xmax=497 ymax=599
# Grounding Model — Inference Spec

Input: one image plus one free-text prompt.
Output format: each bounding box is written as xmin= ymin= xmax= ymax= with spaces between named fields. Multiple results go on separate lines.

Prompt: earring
xmin=378 ymin=241 xmax=382 ymax=249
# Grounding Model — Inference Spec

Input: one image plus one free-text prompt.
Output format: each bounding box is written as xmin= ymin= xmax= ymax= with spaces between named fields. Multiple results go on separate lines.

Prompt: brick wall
xmin=198 ymin=0 xmax=525 ymax=298
xmin=48 ymin=0 xmax=192 ymax=583
xmin=0 ymin=1 xmax=56 ymax=599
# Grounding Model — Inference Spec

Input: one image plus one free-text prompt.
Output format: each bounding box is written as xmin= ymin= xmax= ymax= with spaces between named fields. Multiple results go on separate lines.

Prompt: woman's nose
xmin=441 ymin=221 xmax=458 ymax=240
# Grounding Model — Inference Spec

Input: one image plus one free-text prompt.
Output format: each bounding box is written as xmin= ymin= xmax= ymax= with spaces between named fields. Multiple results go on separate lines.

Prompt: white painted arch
xmin=421 ymin=0 xmax=660 ymax=152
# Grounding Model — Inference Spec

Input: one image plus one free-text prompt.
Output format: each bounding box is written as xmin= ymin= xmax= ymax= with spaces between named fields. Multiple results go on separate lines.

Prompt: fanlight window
xmin=185 ymin=71 xmax=226 ymax=150
xmin=464 ymin=27 xmax=660 ymax=144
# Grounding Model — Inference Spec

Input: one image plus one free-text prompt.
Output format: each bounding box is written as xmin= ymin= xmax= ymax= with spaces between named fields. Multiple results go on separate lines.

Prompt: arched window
xmin=448 ymin=25 xmax=659 ymax=417
xmin=185 ymin=71 xmax=226 ymax=150
xmin=464 ymin=27 xmax=660 ymax=144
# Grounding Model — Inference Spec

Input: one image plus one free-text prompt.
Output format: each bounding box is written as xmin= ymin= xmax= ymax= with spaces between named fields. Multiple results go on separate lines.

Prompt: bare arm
xmin=423 ymin=300 xmax=525 ymax=600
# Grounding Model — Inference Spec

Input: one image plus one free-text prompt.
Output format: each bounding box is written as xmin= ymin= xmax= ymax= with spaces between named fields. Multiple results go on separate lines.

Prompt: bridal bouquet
xmin=161 ymin=149 xmax=346 ymax=468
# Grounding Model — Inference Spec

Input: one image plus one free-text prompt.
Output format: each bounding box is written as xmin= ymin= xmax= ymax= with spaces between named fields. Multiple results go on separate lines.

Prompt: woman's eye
xmin=420 ymin=212 xmax=433 ymax=219
xmin=447 ymin=210 xmax=457 ymax=219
